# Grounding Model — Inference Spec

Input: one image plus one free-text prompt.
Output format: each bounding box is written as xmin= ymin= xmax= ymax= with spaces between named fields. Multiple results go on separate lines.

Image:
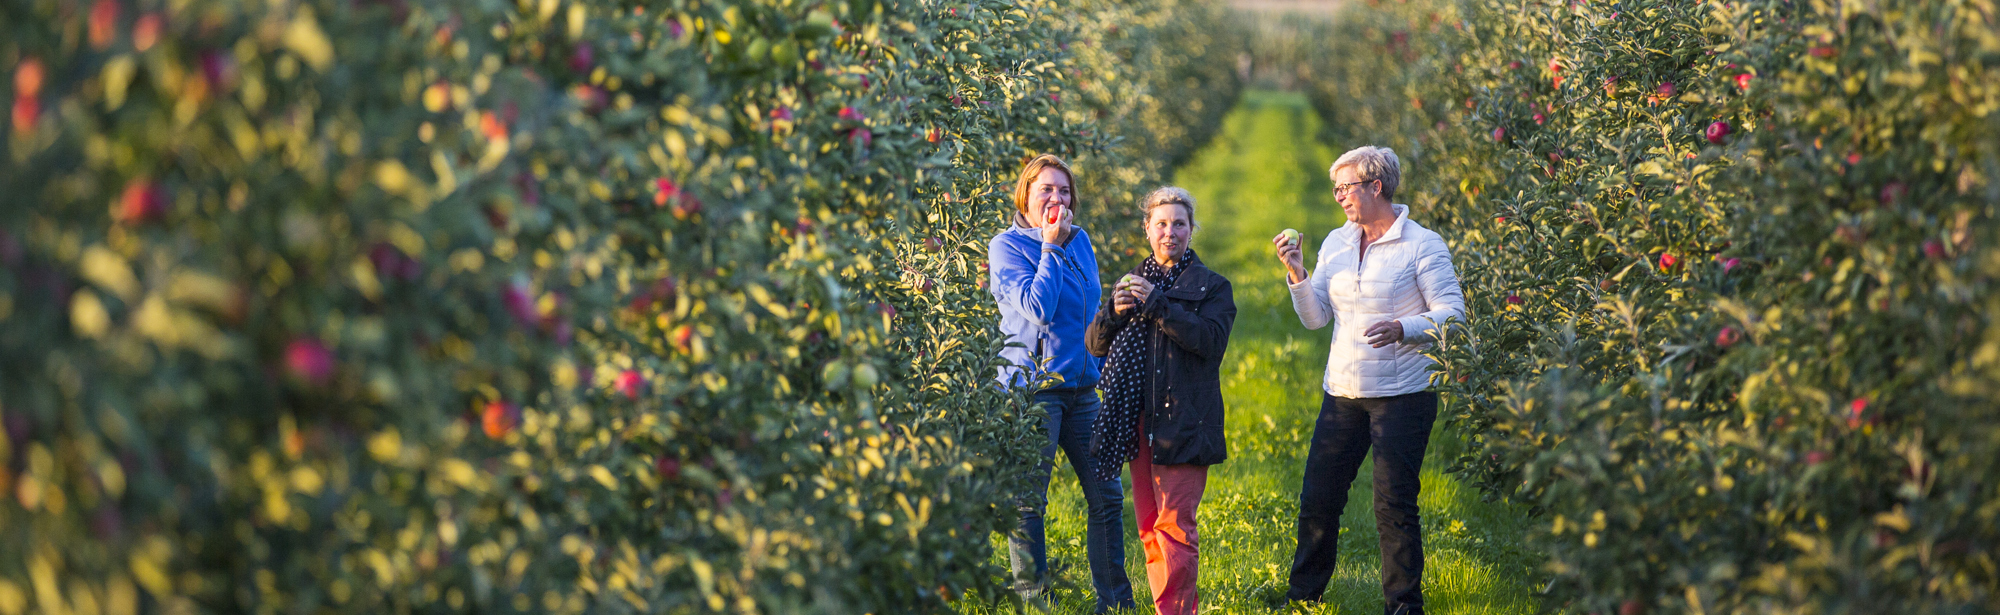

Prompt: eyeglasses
xmin=1334 ymin=179 xmax=1378 ymax=197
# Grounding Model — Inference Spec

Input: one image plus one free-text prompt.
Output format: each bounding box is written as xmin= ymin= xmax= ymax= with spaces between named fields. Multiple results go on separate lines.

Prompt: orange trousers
xmin=1131 ymin=433 xmax=1208 ymax=615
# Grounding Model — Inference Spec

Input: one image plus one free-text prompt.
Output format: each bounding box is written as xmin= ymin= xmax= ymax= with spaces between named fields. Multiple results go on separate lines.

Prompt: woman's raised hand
xmin=1272 ymin=232 xmax=1307 ymax=284
xmin=1041 ymin=206 xmax=1072 ymax=245
xmin=1113 ymin=288 xmax=1140 ymax=314
xmin=1112 ymin=276 xmax=1154 ymax=315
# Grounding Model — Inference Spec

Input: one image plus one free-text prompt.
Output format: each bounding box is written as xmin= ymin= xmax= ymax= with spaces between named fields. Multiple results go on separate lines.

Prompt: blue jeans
xmin=1010 ymin=387 xmax=1135 ymax=611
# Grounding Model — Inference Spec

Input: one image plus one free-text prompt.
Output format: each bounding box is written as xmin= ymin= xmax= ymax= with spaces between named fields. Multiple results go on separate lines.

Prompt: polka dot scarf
xmin=1090 ymin=249 xmax=1197 ymax=482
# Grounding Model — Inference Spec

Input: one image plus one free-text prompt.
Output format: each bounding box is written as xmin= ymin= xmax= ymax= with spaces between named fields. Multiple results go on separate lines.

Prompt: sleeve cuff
xmin=1396 ymin=315 xmax=1433 ymax=344
xmin=1287 ymin=274 xmax=1314 ymax=294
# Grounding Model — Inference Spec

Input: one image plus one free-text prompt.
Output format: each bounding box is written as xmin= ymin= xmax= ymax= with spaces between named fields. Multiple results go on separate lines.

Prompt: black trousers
xmin=1284 ymin=391 xmax=1438 ymax=615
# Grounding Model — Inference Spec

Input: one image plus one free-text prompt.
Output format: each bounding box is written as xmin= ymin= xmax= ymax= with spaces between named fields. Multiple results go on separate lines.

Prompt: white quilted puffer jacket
xmin=1287 ymin=203 xmax=1466 ymax=398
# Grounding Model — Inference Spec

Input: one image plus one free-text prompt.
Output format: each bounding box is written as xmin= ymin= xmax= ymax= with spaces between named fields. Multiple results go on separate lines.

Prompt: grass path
xmin=962 ymin=91 xmax=1542 ymax=614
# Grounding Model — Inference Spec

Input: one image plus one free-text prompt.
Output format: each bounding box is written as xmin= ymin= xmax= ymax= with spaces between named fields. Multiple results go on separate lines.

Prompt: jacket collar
xmin=1337 ymin=203 xmax=1411 ymax=245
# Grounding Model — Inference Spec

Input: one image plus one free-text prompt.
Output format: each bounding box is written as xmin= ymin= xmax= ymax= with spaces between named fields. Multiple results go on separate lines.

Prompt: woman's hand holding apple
xmin=1041 ymin=204 xmax=1071 ymax=244
xmin=1273 ymin=231 xmax=1307 ymax=284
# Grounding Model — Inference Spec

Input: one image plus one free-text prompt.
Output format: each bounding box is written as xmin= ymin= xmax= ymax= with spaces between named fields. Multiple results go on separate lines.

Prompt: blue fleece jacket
xmin=987 ymin=222 xmax=1102 ymax=390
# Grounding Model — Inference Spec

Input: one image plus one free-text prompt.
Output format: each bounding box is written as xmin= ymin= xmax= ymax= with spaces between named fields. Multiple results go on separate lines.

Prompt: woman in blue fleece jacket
xmin=986 ymin=154 xmax=1135 ymax=612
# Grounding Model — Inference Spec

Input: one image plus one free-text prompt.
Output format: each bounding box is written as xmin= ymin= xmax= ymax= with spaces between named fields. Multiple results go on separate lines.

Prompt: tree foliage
xmin=0 ymin=0 xmax=1241 ymax=612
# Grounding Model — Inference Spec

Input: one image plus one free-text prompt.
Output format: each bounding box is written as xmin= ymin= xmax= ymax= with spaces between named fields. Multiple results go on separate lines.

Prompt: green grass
xmin=959 ymin=90 xmax=1542 ymax=615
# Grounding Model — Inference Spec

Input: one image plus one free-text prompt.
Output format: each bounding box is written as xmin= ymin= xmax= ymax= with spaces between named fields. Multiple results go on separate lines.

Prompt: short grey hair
xmin=1140 ymin=186 xmax=1198 ymax=230
xmin=1330 ymin=146 xmax=1401 ymax=200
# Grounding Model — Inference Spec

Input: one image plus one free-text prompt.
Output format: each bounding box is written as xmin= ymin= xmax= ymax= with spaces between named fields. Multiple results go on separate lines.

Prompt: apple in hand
xmin=1280 ymin=228 xmax=1302 ymax=247
xmin=1044 ymin=204 xmax=1064 ymax=226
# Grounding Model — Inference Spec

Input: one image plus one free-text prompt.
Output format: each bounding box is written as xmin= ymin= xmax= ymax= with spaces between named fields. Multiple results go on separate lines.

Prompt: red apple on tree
xmin=285 ymin=337 xmax=336 ymax=385
xmin=616 ymin=370 xmax=644 ymax=399
xmin=671 ymin=324 xmax=694 ymax=354
xmin=1705 ymin=121 xmax=1731 ymax=144
xmin=89 ymin=0 xmax=119 ymax=49
xmin=1715 ymin=326 xmax=1741 ymax=348
xmin=482 ymin=400 xmax=519 ymax=440
xmin=118 ymin=180 xmax=169 ymax=224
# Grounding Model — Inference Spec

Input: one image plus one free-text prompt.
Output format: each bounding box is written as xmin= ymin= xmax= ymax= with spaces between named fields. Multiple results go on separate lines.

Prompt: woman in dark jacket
xmin=1085 ymin=186 xmax=1235 ymax=615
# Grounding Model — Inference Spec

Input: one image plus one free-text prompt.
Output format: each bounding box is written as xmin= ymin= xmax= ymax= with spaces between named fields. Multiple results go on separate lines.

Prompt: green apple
xmin=1281 ymin=228 xmax=1303 ymax=247
xmin=821 ymin=361 xmax=850 ymax=390
xmin=852 ymin=364 xmax=879 ymax=389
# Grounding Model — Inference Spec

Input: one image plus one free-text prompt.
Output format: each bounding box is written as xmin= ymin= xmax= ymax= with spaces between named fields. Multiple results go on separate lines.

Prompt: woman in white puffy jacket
xmin=1270 ymin=146 xmax=1465 ymax=615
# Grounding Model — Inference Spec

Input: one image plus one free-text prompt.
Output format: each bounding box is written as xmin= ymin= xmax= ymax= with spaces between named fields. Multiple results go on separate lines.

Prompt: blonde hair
xmin=1012 ymin=154 xmax=1077 ymax=218
xmin=1141 ymin=186 xmax=1198 ymax=230
xmin=1330 ymin=146 xmax=1401 ymax=200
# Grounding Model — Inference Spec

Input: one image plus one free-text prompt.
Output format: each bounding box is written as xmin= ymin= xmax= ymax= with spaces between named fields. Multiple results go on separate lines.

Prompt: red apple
xmin=1619 ymin=599 xmax=1646 ymax=615
xmin=615 ymin=370 xmax=644 ymax=399
xmin=1491 ymin=127 xmax=1506 ymax=143
xmin=1878 ymin=181 xmax=1905 ymax=205
xmin=285 ymin=337 xmax=335 ymax=385
xmin=502 ymin=280 xmax=537 ymax=327
xmin=1805 ymin=450 xmax=1828 ymax=465
xmin=569 ymin=43 xmax=594 ymax=73
xmin=656 ymin=455 xmax=681 ymax=480
xmin=89 ymin=0 xmax=119 ymax=49
xmin=1721 ymin=257 xmax=1741 ymax=273
xmin=118 ymin=180 xmax=169 ymax=224
xmin=370 ymin=243 xmax=421 ymax=281
xmin=837 ymin=106 xmax=863 ymax=122
xmin=572 ymin=84 xmax=607 ymax=113
xmin=1846 ymin=152 xmax=1862 ymax=165
xmin=1704 ymin=121 xmax=1731 ymax=144
xmin=1507 ymin=60 xmax=1522 ymax=70
xmin=1658 ymin=252 xmax=1678 ymax=269
xmin=1504 ymin=293 xmax=1524 ymax=306
xmin=1044 ymin=204 xmax=1064 ymax=226
xmin=671 ymin=324 xmax=694 ymax=353
xmin=15 ymin=58 xmax=45 ymax=98
xmin=10 ymin=95 xmax=37 ymax=134
xmin=1734 ymin=73 xmax=1754 ymax=92
xmin=1715 ymin=326 xmax=1741 ymax=348
xmin=481 ymin=401 xmax=518 ymax=439
xmin=672 ymin=195 xmax=703 ymax=220
xmin=1597 ymin=278 xmax=1615 ymax=291
xmin=848 ymin=128 xmax=872 ymax=147
xmin=1923 ymin=239 xmax=1945 ymax=260
xmin=1533 ymin=113 xmax=1545 ymax=125
xmin=655 ymin=178 xmax=684 ymax=205
xmin=133 ymin=13 xmax=162 ymax=51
